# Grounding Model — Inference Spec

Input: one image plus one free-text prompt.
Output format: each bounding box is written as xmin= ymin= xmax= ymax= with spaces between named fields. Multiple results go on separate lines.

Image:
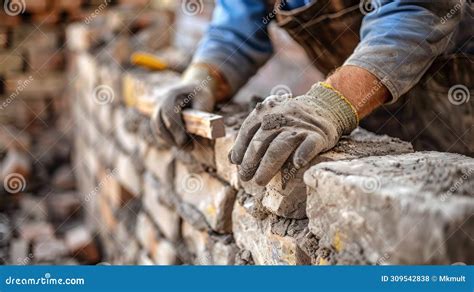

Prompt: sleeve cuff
xmin=343 ymin=58 xmax=401 ymax=104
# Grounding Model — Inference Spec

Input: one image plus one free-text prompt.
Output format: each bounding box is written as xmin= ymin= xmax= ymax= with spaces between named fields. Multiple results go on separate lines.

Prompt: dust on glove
xmin=229 ymin=82 xmax=359 ymax=186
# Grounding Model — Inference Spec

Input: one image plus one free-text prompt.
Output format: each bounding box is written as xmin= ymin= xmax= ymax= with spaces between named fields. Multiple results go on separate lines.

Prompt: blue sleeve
xmin=193 ymin=0 xmax=273 ymax=94
xmin=344 ymin=0 xmax=464 ymax=102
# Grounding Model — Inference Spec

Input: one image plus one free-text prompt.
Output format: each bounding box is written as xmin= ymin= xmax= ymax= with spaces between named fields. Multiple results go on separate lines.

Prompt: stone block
xmin=144 ymin=146 xmax=174 ymax=186
xmin=9 ymin=239 xmax=30 ymax=265
xmin=305 ymin=151 xmax=474 ymax=264
xmin=263 ymin=128 xmax=413 ymax=219
xmin=215 ymin=128 xmax=240 ymax=189
xmin=64 ymin=226 xmax=100 ymax=264
xmin=175 ymin=161 xmax=236 ymax=233
xmin=143 ymin=172 xmax=180 ymax=242
xmin=232 ymin=197 xmax=310 ymax=265
xmin=18 ymin=222 xmax=54 ymax=242
xmin=115 ymin=150 xmax=141 ymax=197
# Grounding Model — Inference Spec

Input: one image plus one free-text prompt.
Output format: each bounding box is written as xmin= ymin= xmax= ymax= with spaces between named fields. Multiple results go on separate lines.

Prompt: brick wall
xmin=67 ymin=6 xmax=474 ymax=265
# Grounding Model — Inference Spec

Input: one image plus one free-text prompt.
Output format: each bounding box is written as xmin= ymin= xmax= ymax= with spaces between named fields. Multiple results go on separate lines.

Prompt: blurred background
xmin=0 ymin=0 xmax=322 ymax=265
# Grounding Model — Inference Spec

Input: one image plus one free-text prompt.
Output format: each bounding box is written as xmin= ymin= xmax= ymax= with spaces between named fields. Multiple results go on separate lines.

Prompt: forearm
xmin=326 ymin=65 xmax=389 ymax=119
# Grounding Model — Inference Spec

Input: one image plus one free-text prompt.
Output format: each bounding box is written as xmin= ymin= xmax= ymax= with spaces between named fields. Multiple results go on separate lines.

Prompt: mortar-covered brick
xmin=175 ymin=161 xmax=236 ymax=233
xmin=304 ymin=151 xmax=474 ymax=265
xmin=182 ymin=221 xmax=238 ymax=265
xmin=263 ymin=128 xmax=414 ymax=219
xmin=232 ymin=196 xmax=310 ymax=265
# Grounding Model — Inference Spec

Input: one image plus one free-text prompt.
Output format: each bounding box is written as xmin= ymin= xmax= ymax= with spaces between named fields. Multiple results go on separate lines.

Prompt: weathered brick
xmin=143 ymin=172 xmax=180 ymax=242
xmin=33 ymin=237 xmax=68 ymax=263
xmin=305 ymin=151 xmax=474 ymax=264
xmin=9 ymin=239 xmax=30 ymax=265
xmin=115 ymin=150 xmax=141 ymax=196
xmin=232 ymin=197 xmax=310 ymax=265
xmin=152 ymin=240 xmax=178 ymax=265
xmin=46 ymin=192 xmax=81 ymax=222
xmin=215 ymin=128 xmax=240 ymax=189
xmin=144 ymin=147 xmax=174 ymax=186
xmin=263 ymin=128 xmax=413 ymax=219
xmin=175 ymin=161 xmax=236 ymax=233
xmin=182 ymin=221 xmax=238 ymax=265
xmin=64 ymin=226 xmax=100 ymax=264
xmin=18 ymin=222 xmax=54 ymax=242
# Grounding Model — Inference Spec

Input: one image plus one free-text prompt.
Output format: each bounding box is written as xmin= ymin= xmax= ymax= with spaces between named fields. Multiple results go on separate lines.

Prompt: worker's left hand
xmin=228 ymin=82 xmax=359 ymax=186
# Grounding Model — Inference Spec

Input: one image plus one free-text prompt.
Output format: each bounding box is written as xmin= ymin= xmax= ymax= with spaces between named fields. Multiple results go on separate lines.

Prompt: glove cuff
xmin=183 ymin=63 xmax=231 ymax=102
xmin=306 ymin=82 xmax=359 ymax=135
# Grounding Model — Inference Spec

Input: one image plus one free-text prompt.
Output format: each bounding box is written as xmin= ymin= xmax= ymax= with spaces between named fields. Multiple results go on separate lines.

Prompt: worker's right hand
xmin=151 ymin=63 xmax=228 ymax=148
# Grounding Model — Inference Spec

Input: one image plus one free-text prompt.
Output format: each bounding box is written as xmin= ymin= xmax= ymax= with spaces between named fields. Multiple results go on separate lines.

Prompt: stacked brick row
xmin=68 ymin=7 xmax=474 ymax=265
xmin=0 ymin=0 xmax=128 ymax=265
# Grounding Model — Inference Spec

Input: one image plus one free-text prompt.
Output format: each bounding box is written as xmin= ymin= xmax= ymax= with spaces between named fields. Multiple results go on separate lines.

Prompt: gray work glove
xmin=229 ymin=82 xmax=359 ymax=186
xmin=151 ymin=64 xmax=226 ymax=147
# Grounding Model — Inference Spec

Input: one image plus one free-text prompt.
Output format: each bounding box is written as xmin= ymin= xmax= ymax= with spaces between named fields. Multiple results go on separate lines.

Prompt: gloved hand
xmin=229 ymin=82 xmax=359 ymax=186
xmin=151 ymin=63 xmax=229 ymax=147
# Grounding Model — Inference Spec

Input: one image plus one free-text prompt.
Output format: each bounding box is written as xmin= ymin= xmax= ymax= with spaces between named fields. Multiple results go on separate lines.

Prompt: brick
xmin=25 ymin=47 xmax=64 ymax=72
xmin=138 ymin=251 xmax=154 ymax=265
xmin=0 ymin=125 xmax=31 ymax=153
xmin=98 ymin=195 xmax=117 ymax=233
xmin=0 ymin=51 xmax=23 ymax=74
xmin=98 ymin=168 xmax=121 ymax=211
xmin=175 ymin=161 xmax=236 ymax=233
xmin=12 ymin=26 xmax=59 ymax=51
xmin=143 ymin=173 xmax=180 ymax=242
xmin=18 ymin=222 xmax=54 ymax=241
xmin=0 ymin=28 xmax=7 ymax=48
xmin=9 ymin=239 xmax=31 ymax=265
xmin=33 ymin=237 xmax=68 ymax=263
xmin=19 ymin=194 xmax=48 ymax=221
xmin=0 ymin=13 xmax=20 ymax=27
xmin=65 ymin=22 xmax=107 ymax=52
xmin=4 ymin=73 xmax=64 ymax=99
xmin=305 ymin=151 xmax=474 ymax=264
xmin=232 ymin=197 xmax=310 ymax=265
xmin=152 ymin=240 xmax=178 ymax=265
xmin=23 ymin=0 xmax=49 ymax=13
xmin=263 ymin=128 xmax=413 ymax=219
xmin=47 ymin=192 xmax=82 ymax=222
xmin=144 ymin=146 xmax=174 ymax=186
xmin=52 ymin=165 xmax=75 ymax=190
xmin=136 ymin=212 xmax=158 ymax=255
xmin=182 ymin=221 xmax=211 ymax=265
xmin=115 ymin=151 xmax=141 ymax=197
xmin=0 ymin=214 xmax=11 ymax=246
xmin=215 ymin=128 xmax=240 ymax=189
xmin=64 ymin=226 xmax=100 ymax=264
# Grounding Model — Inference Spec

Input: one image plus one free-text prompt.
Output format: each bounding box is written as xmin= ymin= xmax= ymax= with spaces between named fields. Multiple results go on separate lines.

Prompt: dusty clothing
xmin=274 ymin=0 xmax=473 ymax=155
xmin=193 ymin=0 xmax=473 ymax=155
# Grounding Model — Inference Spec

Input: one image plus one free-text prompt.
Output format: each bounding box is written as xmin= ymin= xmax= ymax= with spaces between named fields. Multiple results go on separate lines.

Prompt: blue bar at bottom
xmin=0 ymin=266 xmax=472 ymax=292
